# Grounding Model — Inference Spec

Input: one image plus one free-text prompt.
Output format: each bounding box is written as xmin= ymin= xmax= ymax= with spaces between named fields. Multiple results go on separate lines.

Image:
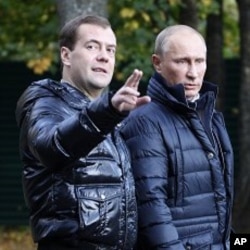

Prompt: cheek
xmin=198 ymin=64 xmax=207 ymax=76
xmin=165 ymin=67 xmax=185 ymax=82
xmin=71 ymin=53 xmax=86 ymax=68
xmin=109 ymin=58 xmax=115 ymax=68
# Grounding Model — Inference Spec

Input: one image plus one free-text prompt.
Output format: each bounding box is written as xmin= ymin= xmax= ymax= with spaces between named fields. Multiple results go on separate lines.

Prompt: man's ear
xmin=61 ymin=46 xmax=71 ymax=66
xmin=152 ymin=54 xmax=161 ymax=73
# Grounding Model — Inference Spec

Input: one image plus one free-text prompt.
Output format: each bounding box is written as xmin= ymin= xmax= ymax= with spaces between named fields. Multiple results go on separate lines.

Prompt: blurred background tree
xmin=0 ymin=0 xmax=59 ymax=74
xmin=0 ymin=0 xmax=239 ymax=80
xmin=55 ymin=0 xmax=108 ymax=27
xmin=234 ymin=0 xmax=250 ymax=232
xmin=0 ymin=0 xmax=249 ymax=235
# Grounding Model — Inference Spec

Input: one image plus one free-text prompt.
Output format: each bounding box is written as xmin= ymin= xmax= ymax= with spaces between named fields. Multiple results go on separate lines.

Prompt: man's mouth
xmin=93 ymin=67 xmax=107 ymax=73
xmin=184 ymin=83 xmax=197 ymax=89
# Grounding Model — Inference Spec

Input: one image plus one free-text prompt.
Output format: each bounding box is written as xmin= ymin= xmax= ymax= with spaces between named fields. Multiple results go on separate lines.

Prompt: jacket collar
xmin=147 ymin=72 xmax=218 ymax=108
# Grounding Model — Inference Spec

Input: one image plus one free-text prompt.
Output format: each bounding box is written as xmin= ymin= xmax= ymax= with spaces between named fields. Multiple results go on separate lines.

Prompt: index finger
xmin=124 ymin=69 xmax=143 ymax=89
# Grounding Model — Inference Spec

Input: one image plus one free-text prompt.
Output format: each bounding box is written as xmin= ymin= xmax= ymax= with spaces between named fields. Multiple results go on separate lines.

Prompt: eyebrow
xmin=174 ymin=55 xmax=205 ymax=60
xmin=86 ymin=39 xmax=116 ymax=48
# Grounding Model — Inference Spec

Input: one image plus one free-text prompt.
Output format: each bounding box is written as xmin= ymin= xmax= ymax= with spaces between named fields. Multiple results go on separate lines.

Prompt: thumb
xmin=136 ymin=96 xmax=151 ymax=108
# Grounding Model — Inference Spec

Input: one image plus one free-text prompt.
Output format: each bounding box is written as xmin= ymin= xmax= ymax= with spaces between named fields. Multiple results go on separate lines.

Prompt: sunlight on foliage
xmin=120 ymin=7 xmax=136 ymax=18
xmin=168 ymin=0 xmax=181 ymax=5
xmin=0 ymin=227 xmax=36 ymax=250
xmin=201 ymin=0 xmax=213 ymax=7
xmin=124 ymin=20 xmax=140 ymax=31
xmin=141 ymin=12 xmax=151 ymax=23
xmin=27 ymin=56 xmax=52 ymax=75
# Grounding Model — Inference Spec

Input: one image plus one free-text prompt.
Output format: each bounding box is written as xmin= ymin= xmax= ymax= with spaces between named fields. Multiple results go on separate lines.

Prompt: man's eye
xmin=196 ymin=59 xmax=205 ymax=63
xmin=107 ymin=48 xmax=116 ymax=55
xmin=176 ymin=60 xmax=186 ymax=64
xmin=87 ymin=44 xmax=98 ymax=50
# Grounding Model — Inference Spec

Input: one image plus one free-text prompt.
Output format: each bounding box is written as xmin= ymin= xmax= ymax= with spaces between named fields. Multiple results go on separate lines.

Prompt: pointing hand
xmin=111 ymin=69 xmax=151 ymax=113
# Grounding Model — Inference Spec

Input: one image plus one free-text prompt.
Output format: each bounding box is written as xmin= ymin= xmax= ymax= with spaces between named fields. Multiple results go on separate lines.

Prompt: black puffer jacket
xmin=15 ymin=79 xmax=137 ymax=250
xmin=121 ymin=73 xmax=234 ymax=250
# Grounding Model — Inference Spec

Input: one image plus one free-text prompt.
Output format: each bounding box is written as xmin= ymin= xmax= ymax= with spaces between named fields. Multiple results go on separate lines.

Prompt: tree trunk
xmin=56 ymin=0 xmax=108 ymax=27
xmin=179 ymin=0 xmax=199 ymax=29
xmin=234 ymin=0 xmax=250 ymax=233
xmin=205 ymin=0 xmax=224 ymax=110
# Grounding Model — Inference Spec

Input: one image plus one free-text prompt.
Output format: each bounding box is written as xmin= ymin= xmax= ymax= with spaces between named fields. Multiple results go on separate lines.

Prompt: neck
xmin=61 ymin=79 xmax=104 ymax=100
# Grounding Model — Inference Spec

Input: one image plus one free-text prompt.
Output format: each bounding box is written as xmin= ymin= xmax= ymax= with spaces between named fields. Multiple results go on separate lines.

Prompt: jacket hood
xmin=15 ymin=81 xmax=49 ymax=128
xmin=15 ymin=79 xmax=88 ymax=128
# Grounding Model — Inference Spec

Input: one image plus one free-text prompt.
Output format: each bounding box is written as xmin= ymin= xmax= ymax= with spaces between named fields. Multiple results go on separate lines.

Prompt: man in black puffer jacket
xmin=15 ymin=15 xmax=150 ymax=250
xmin=121 ymin=25 xmax=234 ymax=249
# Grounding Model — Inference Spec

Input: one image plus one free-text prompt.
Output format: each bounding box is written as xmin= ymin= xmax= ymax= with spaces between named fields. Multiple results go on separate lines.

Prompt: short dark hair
xmin=59 ymin=15 xmax=111 ymax=50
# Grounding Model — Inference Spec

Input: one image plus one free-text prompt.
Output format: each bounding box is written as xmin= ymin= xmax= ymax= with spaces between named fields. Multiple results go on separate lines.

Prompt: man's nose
xmin=97 ymin=48 xmax=109 ymax=62
xmin=187 ymin=63 xmax=198 ymax=78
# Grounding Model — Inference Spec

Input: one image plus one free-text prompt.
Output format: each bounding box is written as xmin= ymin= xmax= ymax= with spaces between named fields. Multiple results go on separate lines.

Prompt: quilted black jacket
xmin=15 ymin=79 xmax=137 ymax=250
xmin=121 ymin=73 xmax=234 ymax=250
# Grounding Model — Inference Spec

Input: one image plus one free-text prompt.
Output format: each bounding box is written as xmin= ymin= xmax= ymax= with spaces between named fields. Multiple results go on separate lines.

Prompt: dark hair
xmin=59 ymin=15 xmax=111 ymax=50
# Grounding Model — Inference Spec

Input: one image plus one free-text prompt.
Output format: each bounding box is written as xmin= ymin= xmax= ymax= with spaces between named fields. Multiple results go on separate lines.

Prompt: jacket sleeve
xmin=55 ymin=91 xmax=127 ymax=157
xmin=121 ymin=115 xmax=185 ymax=250
xmin=18 ymin=91 xmax=126 ymax=168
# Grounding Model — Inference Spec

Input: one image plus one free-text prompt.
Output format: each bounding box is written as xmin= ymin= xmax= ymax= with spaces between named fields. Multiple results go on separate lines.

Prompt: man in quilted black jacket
xmin=15 ymin=15 xmax=150 ymax=250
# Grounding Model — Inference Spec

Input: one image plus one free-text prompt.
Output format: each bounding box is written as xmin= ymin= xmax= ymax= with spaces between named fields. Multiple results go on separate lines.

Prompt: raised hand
xmin=111 ymin=69 xmax=151 ymax=113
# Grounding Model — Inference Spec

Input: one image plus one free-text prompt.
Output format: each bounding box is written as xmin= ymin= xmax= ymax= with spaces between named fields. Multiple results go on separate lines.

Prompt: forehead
xmin=77 ymin=24 xmax=116 ymax=45
xmin=165 ymin=31 xmax=206 ymax=57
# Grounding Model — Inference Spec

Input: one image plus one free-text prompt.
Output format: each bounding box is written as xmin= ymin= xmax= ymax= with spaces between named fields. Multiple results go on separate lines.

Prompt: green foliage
xmin=223 ymin=0 xmax=240 ymax=57
xmin=0 ymin=0 xmax=59 ymax=74
xmin=0 ymin=0 xmax=239 ymax=77
xmin=109 ymin=0 xmax=240 ymax=83
xmin=197 ymin=0 xmax=220 ymax=18
xmin=108 ymin=0 xmax=177 ymax=83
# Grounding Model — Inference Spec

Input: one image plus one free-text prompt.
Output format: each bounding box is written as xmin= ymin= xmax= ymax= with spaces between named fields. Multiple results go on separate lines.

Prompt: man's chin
xmin=93 ymin=82 xmax=110 ymax=90
xmin=93 ymin=76 xmax=112 ymax=88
